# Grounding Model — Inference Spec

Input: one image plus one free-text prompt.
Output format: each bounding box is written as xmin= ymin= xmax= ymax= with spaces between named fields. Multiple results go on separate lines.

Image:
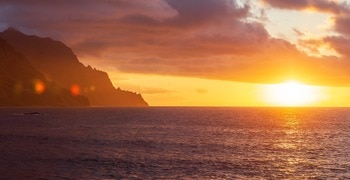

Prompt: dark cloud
xmin=293 ymin=28 xmax=304 ymax=36
xmin=334 ymin=15 xmax=350 ymax=37
xmin=262 ymin=0 xmax=309 ymax=10
xmin=2 ymin=0 xmax=350 ymax=86
xmin=324 ymin=36 xmax=350 ymax=57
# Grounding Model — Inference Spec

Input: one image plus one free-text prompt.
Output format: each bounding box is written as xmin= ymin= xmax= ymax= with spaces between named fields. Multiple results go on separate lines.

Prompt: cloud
xmin=0 ymin=0 xmax=177 ymax=21
xmin=142 ymin=88 xmax=173 ymax=94
xmin=196 ymin=88 xmax=208 ymax=94
xmin=334 ymin=15 xmax=350 ymax=37
xmin=293 ymin=28 xmax=304 ymax=36
xmin=262 ymin=0 xmax=309 ymax=10
xmin=2 ymin=0 xmax=350 ymax=86
xmin=262 ymin=0 xmax=350 ymax=40
xmin=117 ymin=84 xmax=173 ymax=94
xmin=262 ymin=0 xmax=350 ymax=38
xmin=262 ymin=0 xmax=349 ymax=14
xmin=263 ymin=0 xmax=350 ymax=83
xmin=324 ymin=36 xmax=350 ymax=57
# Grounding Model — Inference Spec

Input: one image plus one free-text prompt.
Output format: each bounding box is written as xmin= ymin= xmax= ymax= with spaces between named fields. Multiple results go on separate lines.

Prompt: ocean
xmin=0 ymin=107 xmax=349 ymax=179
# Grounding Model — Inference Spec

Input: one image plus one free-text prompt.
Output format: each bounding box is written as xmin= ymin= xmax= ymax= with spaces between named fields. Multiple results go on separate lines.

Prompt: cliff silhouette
xmin=0 ymin=28 xmax=148 ymax=107
xmin=0 ymin=37 xmax=89 ymax=106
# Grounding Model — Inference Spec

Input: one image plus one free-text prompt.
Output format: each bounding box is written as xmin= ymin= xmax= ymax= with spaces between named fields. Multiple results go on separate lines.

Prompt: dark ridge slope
xmin=0 ymin=37 xmax=89 ymax=106
xmin=1 ymin=28 xmax=148 ymax=107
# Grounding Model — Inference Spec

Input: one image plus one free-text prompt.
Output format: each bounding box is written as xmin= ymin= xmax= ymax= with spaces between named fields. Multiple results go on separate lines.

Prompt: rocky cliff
xmin=0 ymin=37 xmax=89 ymax=106
xmin=0 ymin=28 xmax=148 ymax=107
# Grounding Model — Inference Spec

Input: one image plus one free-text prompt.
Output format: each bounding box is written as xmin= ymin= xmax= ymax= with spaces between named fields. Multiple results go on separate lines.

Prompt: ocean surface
xmin=0 ymin=107 xmax=349 ymax=179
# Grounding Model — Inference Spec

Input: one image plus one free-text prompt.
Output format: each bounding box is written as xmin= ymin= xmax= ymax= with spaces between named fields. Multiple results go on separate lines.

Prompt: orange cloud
xmin=262 ymin=0 xmax=349 ymax=14
xmin=2 ymin=0 xmax=350 ymax=86
xmin=262 ymin=0 xmax=350 ymax=85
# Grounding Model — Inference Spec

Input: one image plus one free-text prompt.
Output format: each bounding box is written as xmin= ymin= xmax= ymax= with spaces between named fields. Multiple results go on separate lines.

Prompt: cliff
xmin=0 ymin=37 xmax=89 ymax=106
xmin=0 ymin=28 xmax=148 ymax=107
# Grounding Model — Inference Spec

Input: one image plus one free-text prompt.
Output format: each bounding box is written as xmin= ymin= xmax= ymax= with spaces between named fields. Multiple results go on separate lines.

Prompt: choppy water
xmin=0 ymin=107 xmax=350 ymax=179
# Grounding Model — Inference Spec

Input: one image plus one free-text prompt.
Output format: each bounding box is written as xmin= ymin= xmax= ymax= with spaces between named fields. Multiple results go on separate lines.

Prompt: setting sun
xmin=263 ymin=81 xmax=321 ymax=106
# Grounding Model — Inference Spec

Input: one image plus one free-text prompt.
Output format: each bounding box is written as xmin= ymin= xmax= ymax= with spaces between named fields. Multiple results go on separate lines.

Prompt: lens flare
xmin=34 ymin=80 xmax=46 ymax=94
xmin=70 ymin=84 xmax=81 ymax=96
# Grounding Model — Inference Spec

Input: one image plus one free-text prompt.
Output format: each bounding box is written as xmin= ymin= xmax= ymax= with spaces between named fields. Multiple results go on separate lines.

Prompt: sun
xmin=263 ymin=80 xmax=321 ymax=106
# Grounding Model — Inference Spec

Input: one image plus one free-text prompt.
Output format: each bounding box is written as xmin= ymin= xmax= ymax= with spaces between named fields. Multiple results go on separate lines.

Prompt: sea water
xmin=0 ymin=107 xmax=349 ymax=179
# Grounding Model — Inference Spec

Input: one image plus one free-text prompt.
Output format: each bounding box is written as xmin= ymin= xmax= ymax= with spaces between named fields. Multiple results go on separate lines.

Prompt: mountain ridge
xmin=0 ymin=28 xmax=148 ymax=107
xmin=0 ymin=36 xmax=90 ymax=106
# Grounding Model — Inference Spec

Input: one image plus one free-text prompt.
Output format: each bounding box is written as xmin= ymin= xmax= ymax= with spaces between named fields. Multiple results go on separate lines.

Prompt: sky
xmin=1 ymin=0 xmax=350 ymax=106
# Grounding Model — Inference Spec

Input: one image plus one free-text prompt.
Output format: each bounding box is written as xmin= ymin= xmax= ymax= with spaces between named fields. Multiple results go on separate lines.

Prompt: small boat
xmin=24 ymin=112 xmax=41 ymax=115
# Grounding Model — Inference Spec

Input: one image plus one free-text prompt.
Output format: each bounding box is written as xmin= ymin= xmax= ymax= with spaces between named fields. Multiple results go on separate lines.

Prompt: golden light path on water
xmin=275 ymin=110 xmax=305 ymax=175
